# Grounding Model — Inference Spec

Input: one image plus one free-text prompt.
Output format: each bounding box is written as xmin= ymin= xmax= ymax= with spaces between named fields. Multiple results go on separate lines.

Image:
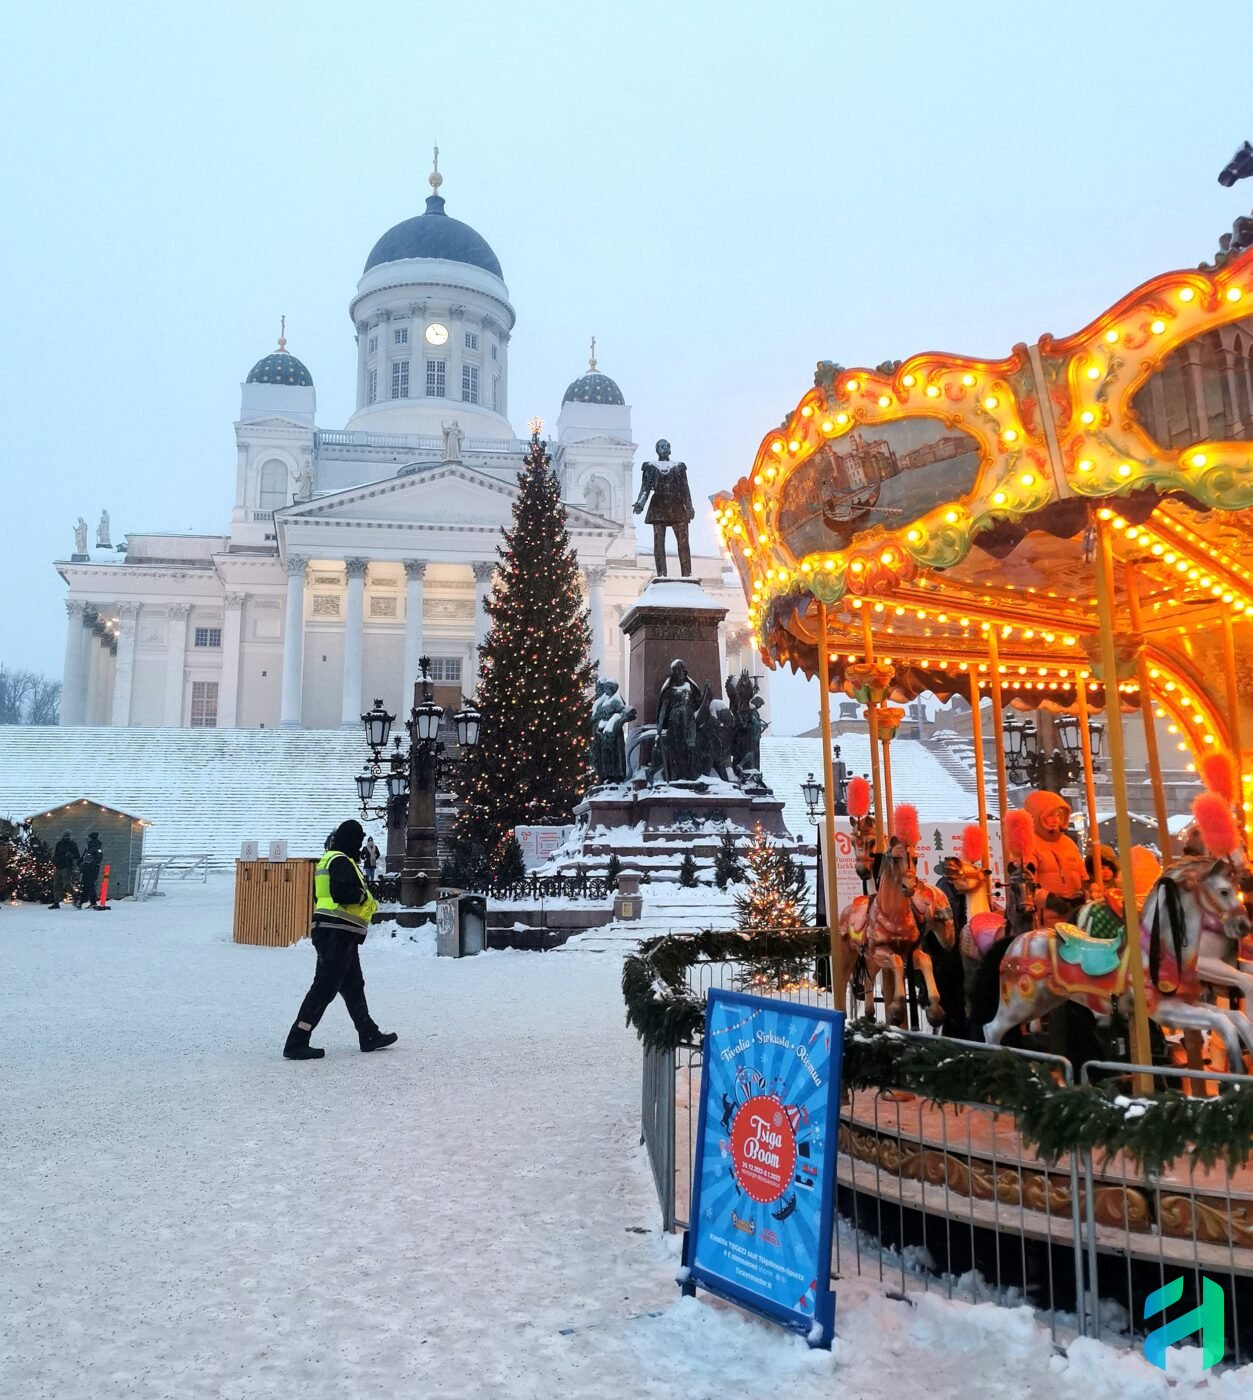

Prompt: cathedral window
xmin=492 ymin=377 xmax=499 ymax=412
xmin=394 ymin=327 xmax=408 ymax=345
xmin=490 ymin=342 xmax=497 ymax=360
xmin=367 ymin=368 xmax=377 ymax=404
xmin=465 ymin=330 xmax=479 ymax=351
xmin=428 ymin=657 xmax=462 ymax=683
xmin=190 ymin=681 xmax=218 ymax=728
xmin=426 ymin=359 xmax=446 ymax=398
xmin=258 ymin=459 xmax=289 ymax=512
xmin=367 ymin=335 xmax=377 ymax=354
xmin=391 ymin=359 xmax=410 ymax=399
xmin=462 ymin=364 xmax=479 ymax=405
xmin=194 ymin=627 xmax=222 ymax=648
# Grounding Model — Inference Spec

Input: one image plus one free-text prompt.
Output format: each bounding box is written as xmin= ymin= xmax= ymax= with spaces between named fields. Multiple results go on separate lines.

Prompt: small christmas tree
xmin=713 ymin=829 xmax=746 ymax=889
xmin=678 ymin=851 xmax=699 ymax=887
xmin=453 ymin=423 xmax=595 ymax=865
xmin=735 ymin=827 xmax=812 ymax=988
xmin=0 ymin=820 xmax=54 ymax=903
xmin=605 ymin=852 xmax=622 ymax=891
xmin=494 ymin=833 xmax=527 ymax=887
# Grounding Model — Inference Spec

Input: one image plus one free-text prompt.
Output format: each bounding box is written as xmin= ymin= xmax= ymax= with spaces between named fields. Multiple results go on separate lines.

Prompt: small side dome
xmin=562 ymin=338 xmax=624 ymax=405
xmin=246 ymin=351 xmax=313 ymax=387
xmin=246 ymin=319 xmax=313 ymax=386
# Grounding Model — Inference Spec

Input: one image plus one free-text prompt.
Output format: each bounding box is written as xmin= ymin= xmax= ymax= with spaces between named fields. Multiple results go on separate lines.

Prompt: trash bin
xmin=436 ymin=892 xmax=487 ymax=957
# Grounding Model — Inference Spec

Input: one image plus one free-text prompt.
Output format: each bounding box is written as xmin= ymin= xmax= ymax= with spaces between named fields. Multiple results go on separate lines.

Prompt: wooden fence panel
xmin=232 ymin=859 xmax=315 ymax=947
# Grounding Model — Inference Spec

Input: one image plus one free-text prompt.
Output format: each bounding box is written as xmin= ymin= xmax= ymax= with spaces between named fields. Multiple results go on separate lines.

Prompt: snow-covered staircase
xmin=560 ymin=887 xmax=738 ymax=953
xmin=0 ymin=727 xmax=385 ymax=863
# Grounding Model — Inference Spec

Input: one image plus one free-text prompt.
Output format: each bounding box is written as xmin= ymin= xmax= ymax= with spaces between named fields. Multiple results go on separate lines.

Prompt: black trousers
xmin=294 ymin=928 xmax=378 ymax=1035
xmin=78 ymin=864 xmax=100 ymax=907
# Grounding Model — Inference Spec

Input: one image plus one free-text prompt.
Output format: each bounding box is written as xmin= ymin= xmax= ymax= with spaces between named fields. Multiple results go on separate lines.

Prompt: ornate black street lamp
xmin=356 ymin=657 xmax=481 ymax=907
xmin=1001 ymin=712 xmax=1104 ymax=791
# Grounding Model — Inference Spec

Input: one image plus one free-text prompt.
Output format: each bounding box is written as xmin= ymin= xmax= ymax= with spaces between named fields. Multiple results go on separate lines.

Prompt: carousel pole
xmin=816 ymin=603 xmax=846 ymax=1006
xmin=1126 ymin=565 xmax=1171 ymax=861
xmin=968 ymin=674 xmax=994 ymax=896
xmin=985 ymin=627 xmax=1012 ymax=881
xmin=1074 ymin=675 xmax=1105 ymax=901
xmin=1220 ymin=611 xmax=1248 ymax=847
xmin=861 ymin=609 xmax=887 ymax=852
xmin=1094 ymin=517 xmax=1154 ymax=1090
xmin=880 ymin=724 xmax=896 ymax=830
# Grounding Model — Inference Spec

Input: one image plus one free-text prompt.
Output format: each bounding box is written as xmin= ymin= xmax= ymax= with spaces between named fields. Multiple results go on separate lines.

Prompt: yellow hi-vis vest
xmin=313 ymin=850 xmax=379 ymax=931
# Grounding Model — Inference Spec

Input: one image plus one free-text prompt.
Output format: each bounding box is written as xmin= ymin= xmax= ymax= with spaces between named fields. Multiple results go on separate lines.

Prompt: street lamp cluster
xmin=355 ymin=656 xmax=482 ymax=907
xmin=800 ymin=746 xmax=851 ymax=823
xmin=1002 ymin=713 xmax=1104 ymax=790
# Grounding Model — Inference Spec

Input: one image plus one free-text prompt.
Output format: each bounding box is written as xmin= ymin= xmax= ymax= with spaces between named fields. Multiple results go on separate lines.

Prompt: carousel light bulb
xmin=1191 ymin=452 xmax=1207 ymax=468
xmin=1179 ymin=286 xmax=1195 ymax=302
xmin=1105 ymin=329 xmax=1119 ymax=343
xmin=835 ymin=413 xmax=849 ymax=425
xmin=878 ymin=395 xmax=891 ymax=408
xmin=961 ymin=373 xmax=975 ymax=386
xmin=1086 ymin=366 xmax=1101 ymax=380
xmin=821 ymin=420 xmax=834 ymax=433
xmin=944 ymin=510 xmax=958 ymax=523
xmin=771 ymin=440 xmax=784 ymax=453
xmin=906 ymin=528 xmax=921 ymax=542
xmin=824 ymin=559 xmax=835 ymax=571
xmin=993 ymin=491 xmax=1007 ymax=505
xmin=801 ymin=405 xmax=813 ymax=418
xmin=925 ymin=385 xmax=940 ymax=398
xmin=1228 ymin=288 xmax=1243 ymax=302
xmin=984 ymin=395 xmax=999 ymax=410
xmin=788 ymin=441 xmax=800 ymax=453
xmin=846 ymin=379 xmax=860 ymax=392
xmin=1118 ymin=463 xmax=1133 ymax=477
xmin=1003 ymin=429 xmax=1019 ymax=443
xmin=1152 ymin=320 xmax=1166 ymax=334
xmin=901 ymin=373 xmax=916 ymax=387
xmin=1019 ymin=473 xmax=1036 ymax=487
xmin=1080 ymin=411 xmax=1095 ymax=425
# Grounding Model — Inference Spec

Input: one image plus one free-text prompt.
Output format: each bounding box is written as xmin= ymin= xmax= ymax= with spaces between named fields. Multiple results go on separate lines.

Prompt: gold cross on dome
xmin=589 ymin=335 xmax=597 ymax=371
xmin=429 ymin=144 xmax=442 ymax=193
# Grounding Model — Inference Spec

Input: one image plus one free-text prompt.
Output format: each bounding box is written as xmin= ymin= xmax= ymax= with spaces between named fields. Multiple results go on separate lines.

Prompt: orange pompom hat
xmin=1193 ymin=791 xmax=1240 ymax=859
xmin=961 ymin=824 xmax=986 ymax=865
xmin=847 ymin=776 xmax=871 ymax=819
xmin=894 ymin=803 xmax=921 ymax=849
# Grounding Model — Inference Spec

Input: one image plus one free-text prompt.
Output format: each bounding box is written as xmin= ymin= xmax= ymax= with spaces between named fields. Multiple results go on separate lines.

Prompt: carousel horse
xmin=961 ymin=811 xmax=1043 ymax=1011
xmin=839 ymin=804 xmax=954 ymax=1026
xmin=982 ymin=851 xmax=1253 ymax=1069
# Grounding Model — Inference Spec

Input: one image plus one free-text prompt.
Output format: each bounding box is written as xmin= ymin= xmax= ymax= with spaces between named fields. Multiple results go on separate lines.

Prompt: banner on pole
xmin=679 ymin=988 xmax=844 ymax=1348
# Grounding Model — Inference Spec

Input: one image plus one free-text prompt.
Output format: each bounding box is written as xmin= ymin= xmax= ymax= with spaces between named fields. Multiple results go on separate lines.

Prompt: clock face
xmin=425 ymin=322 xmax=449 ymax=346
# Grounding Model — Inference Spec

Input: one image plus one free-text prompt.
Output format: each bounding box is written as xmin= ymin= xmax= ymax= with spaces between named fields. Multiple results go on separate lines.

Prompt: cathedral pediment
xmin=276 ymin=463 xmax=616 ymax=532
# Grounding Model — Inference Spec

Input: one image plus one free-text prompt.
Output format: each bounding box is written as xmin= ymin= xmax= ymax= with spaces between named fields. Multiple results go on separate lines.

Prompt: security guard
xmin=284 ymin=819 xmax=397 ymax=1060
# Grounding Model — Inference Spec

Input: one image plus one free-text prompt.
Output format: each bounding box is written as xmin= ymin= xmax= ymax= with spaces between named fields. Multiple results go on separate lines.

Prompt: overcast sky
xmin=3 ymin=2 xmax=1249 ymax=734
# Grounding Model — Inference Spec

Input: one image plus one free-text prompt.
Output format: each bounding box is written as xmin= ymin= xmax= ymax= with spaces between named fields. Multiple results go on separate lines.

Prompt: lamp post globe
xmin=362 ymin=699 xmax=395 ymax=751
xmin=454 ymin=701 xmax=482 ymax=749
xmin=355 ymin=769 xmax=378 ymax=805
xmin=801 ymin=772 xmax=823 ymax=821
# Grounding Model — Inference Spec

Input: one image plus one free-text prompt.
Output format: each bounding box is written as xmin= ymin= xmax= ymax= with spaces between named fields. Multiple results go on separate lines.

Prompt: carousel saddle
xmin=967 ymin=910 xmax=1006 ymax=957
xmin=1049 ymin=918 xmax=1128 ymax=991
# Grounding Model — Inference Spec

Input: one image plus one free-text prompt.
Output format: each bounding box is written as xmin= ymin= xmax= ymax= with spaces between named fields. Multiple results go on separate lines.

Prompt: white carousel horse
xmin=982 ymin=859 xmax=1253 ymax=1069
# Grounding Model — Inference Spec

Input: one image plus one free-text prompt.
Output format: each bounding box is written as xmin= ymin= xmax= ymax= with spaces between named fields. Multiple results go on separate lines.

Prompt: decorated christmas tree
xmin=734 ymin=827 xmax=812 ymax=988
xmin=0 ymin=819 xmax=54 ymax=903
xmin=453 ymin=422 xmax=595 ymax=877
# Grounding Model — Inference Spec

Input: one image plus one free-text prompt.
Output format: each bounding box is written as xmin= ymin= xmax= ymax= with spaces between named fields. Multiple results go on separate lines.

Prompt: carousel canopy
xmin=714 ymin=246 xmax=1253 ymax=770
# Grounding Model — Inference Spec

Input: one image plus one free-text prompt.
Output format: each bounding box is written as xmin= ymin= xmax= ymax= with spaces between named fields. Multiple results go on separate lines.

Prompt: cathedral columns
xmin=111 ymin=602 xmax=140 ymax=727
xmin=403 ymin=560 xmax=427 ymax=694
xmin=280 ymin=556 xmax=308 ymax=728
xmin=164 ymin=603 xmax=191 ymax=726
xmin=218 ymin=593 xmax=245 ymax=728
xmin=341 ymin=558 xmax=369 ymax=727
xmin=61 ymin=599 xmax=89 ymax=726
xmin=472 ymin=561 xmax=495 ymax=649
xmin=585 ymin=566 xmax=606 ymax=674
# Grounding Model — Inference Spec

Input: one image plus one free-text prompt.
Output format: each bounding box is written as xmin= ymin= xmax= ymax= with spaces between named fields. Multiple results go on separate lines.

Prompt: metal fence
xmin=637 ymin=949 xmax=1253 ymax=1362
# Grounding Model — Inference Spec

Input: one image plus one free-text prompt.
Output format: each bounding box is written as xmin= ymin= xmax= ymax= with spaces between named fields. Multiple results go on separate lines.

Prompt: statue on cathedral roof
xmin=96 ymin=510 xmax=111 ymax=550
xmin=442 ymin=420 xmax=464 ymax=462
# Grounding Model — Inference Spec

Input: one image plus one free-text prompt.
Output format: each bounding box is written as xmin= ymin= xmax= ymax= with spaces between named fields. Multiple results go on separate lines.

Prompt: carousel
xmin=708 ymin=242 xmax=1253 ymax=1346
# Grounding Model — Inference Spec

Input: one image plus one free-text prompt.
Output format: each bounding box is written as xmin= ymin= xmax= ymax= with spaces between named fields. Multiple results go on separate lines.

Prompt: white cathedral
xmin=55 ymin=164 xmax=756 ymax=730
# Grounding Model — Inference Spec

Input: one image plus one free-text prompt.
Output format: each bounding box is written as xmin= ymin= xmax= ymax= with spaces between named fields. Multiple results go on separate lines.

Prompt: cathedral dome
xmin=364 ymin=194 xmax=503 ymax=279
xmin=246 ymin=324 xmax=313 ymax=387
xmin=562 ymin=341 xmax=624 ymax=405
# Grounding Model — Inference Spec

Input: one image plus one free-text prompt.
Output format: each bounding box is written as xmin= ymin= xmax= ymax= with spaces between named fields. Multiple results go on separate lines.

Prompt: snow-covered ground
xmin=2 ymin=879 xmax=1247 ymax=1397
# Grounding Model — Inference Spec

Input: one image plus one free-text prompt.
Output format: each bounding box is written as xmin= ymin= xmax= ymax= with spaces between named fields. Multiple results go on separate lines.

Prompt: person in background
xmin=362 ymin=836 xmax=380 ymax=886
xmin=283 ymin=819 xmax=397 ymax=1060
xmin=77 ymin=832 xmax=104 ymax=909
xmin=49 ymin=831 xmax=80 ymax=910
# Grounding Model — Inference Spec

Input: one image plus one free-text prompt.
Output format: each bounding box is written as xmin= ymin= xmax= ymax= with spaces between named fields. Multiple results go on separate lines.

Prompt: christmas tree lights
xmin=452 ymin=426 xmax=595 ymax=879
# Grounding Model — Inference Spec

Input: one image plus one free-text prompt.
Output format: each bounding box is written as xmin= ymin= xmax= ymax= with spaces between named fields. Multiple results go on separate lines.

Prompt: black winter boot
xmin=283 ymin=1024 xmax=325 ymax=1060
xmin=359 ymin=1029 xmax=398 ymax=1052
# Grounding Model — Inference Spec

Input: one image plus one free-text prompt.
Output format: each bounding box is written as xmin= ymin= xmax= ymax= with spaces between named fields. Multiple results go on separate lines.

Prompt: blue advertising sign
xmin=679 ymin=987 xmax=844 ymax=1348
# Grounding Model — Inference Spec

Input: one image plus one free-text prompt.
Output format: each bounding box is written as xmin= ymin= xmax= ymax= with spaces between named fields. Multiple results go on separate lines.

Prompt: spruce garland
xmin=453 ymin=427 xmax=595 ymax=877
xmin=622 ymin=929 xmax=1253 ymax=1175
